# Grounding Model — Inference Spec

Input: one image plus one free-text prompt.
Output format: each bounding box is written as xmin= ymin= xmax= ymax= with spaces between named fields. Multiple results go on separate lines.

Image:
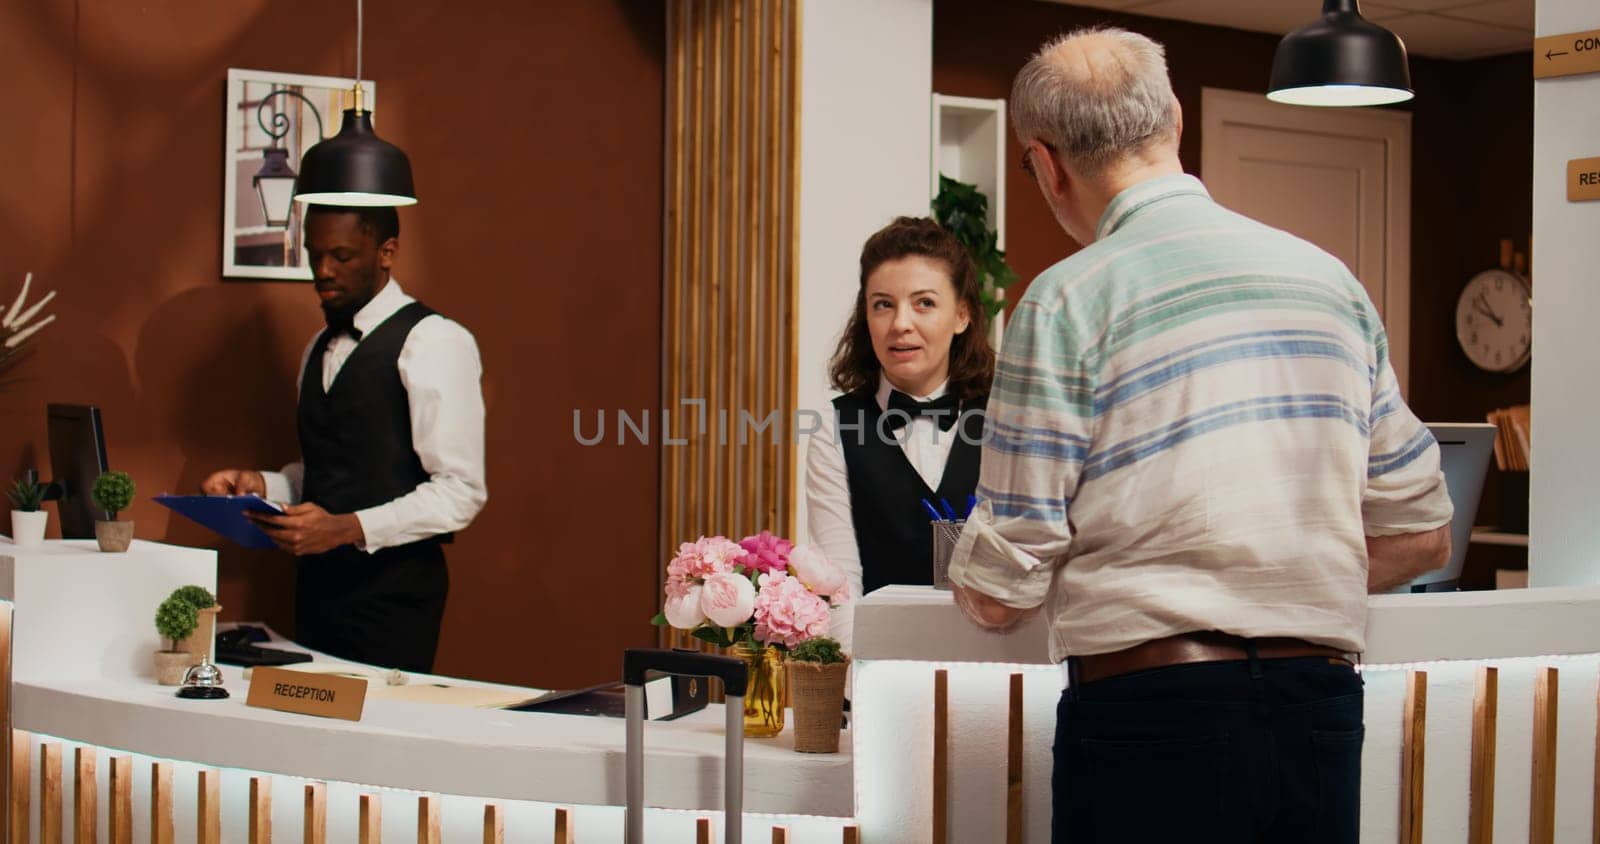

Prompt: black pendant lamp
xmin=293 ymin=0 xmax=417 ymax=206
xmin=1268 ymin=0 xmax=1413 ymax=107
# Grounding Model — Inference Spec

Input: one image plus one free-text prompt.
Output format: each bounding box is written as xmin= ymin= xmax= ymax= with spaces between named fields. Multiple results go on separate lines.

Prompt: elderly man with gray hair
xmin=946 ymin=27 xmax=1452 ymax=843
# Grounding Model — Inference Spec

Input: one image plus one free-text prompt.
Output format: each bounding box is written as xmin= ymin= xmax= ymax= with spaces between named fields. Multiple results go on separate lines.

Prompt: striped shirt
xmin=947 ymin=174 xmax=1452 ymax=661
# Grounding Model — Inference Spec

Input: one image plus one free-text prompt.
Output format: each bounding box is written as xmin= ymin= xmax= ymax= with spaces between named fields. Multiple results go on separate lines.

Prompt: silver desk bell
xmin=177 ymin=651 xmax=230 ymax=699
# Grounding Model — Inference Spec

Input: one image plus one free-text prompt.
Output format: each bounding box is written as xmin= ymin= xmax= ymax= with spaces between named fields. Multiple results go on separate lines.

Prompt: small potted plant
xmin=169 ymin=585 xmax=221 ymax=660
xmin=153 ymin=596 xmax=199 ymax=685
xmin=787 ymin=636 xmax=850 ymax=753
xmin=8 ymin=473 xmax=48 ymax=547
xmin=91 ymin=470 xmax=135 ymax=552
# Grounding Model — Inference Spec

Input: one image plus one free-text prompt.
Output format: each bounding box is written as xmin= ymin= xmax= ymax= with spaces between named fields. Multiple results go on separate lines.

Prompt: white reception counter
xmin=4 ymin=540 xmax=1599 ymax=842
xmin=0 ymin=540 xmax=854 ymax=843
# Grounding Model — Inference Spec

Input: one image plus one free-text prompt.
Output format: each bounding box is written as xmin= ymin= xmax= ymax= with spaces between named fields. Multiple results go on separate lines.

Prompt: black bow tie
xmin=885 ymin=390 xmax=961 ymax=431
xmin=325 ymin=320 xmax=363 ymax=342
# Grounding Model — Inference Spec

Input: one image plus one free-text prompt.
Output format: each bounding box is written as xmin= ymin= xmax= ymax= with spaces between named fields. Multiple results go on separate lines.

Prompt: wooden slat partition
xmin=39 ymin=743 xmax=60 ymax=844
xmin=304 ymin=782 xmax=327 ymax=844
xmin=483 ymin=803 xmax=504 ymax=844
xmin=0 ymin=607 xmax=10 ymax=844
xmin=11 ymin=730 xmax=29 ymax=844
xmin=418 ymin=794 xmax=441 ymax=844
xmin=660 ymin=0 xmax=803 ymax=652
xmin=1531 ymin=666 xmax=1558 ymax=844
xmin=1007 ymin=672 xmax=1024 ymax=844
xmin=360 ymin=793 xmax=381 ymax=844
xmin=933 ymin=668 xmax=949 ymax=844
xmin=554 ymin=805 xmax=575 ymax=844
xmin=109 ymin=755 xmax=133 ymax=844
xmin=72 ymin=747 xmax=95 ymax=844
xmin=151 ymin=761 xmax=175 ymax=844
xmin=697 ymin=815 xmax=714 ymax=844
xmin=1400 ymin=670 xmax=1427 ymax=844
xmin=250 ymin=776 xmax=272 ymax=843
xmin=1469 ymin=666 xmax=1498 ymax=844
xmin=198 ymin=769 xmax=222 ymax=844
xmin=1594 ymin=677 xmax=1600 ymax=844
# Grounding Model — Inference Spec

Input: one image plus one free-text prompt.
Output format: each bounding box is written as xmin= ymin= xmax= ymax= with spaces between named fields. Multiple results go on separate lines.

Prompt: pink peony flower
xmin=787 ymin=545 xmax=848 ymax=598
xmin=737 ymin=530 xmax=794 ymax=574
xmin=701 ymin=572 xmax=758 ymax=627
xmin=752 ymin=570 xmax=832 ymax=648
xmin=663 ymin=582 xmax=707 ymax=629
xmin=667 ymin=535 xmax=744 ymax=581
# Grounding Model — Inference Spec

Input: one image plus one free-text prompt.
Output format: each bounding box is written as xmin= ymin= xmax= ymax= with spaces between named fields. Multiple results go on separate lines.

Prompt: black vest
xmin=833 ymin=391 xmax=986 ymax=593
xmin=298 ymin=300 xmax=451 ymax=547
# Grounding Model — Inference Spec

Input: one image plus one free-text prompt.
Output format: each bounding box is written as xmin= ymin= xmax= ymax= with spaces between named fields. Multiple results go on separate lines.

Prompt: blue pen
xmin=965 ymin=494 xmax=978 ymax=519
xmin=920 ymin=498 xmax=944 ymax=521
xmin=939 ymin=498 xmax=958 ymax=520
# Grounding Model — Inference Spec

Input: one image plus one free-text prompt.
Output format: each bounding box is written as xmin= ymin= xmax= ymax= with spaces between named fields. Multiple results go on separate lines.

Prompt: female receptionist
xmin=805 ymin=216 xmax=995 ymax=652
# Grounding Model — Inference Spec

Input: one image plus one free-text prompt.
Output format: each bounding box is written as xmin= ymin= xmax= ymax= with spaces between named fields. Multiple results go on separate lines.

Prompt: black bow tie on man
xmin=884 ymin=389 xmax=962 ymax=431
xmin=324 ymin=314 xmax=363 ymax=342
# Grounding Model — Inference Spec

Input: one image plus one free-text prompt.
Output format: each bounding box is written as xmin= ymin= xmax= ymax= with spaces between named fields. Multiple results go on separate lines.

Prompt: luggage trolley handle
xmin=623 ymin=648 xmax=748 ymax=844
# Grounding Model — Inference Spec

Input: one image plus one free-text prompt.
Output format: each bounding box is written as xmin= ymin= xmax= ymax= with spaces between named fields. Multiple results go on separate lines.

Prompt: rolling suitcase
xmin=623 ymin=648 xmax=748 ymax=844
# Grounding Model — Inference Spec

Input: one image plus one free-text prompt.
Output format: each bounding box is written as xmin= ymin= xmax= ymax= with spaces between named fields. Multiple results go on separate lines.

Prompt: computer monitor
xmin=1397 ymin=422 xmax=1496 ymax=592
xmin=46 ymin=404 xmax=110 ymax=540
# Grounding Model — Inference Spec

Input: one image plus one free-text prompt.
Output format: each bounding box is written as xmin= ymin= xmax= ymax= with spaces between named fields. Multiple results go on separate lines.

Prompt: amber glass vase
xmin=732 ymin=643 xmax=786 ymax=737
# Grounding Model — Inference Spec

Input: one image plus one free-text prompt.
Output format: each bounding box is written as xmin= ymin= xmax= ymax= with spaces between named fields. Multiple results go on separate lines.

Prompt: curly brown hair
xmin=827 ymin=217 xmax=995 ymax=400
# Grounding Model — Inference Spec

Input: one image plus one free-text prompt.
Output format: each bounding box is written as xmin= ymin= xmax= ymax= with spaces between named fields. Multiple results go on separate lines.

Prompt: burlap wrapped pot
xmin=788 ymin=656 xmax=849 ymax=753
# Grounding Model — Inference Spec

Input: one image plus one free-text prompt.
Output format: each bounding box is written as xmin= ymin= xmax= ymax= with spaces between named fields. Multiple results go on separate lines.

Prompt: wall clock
xmin=1455 ymin=268 xmax=1531 ymax=373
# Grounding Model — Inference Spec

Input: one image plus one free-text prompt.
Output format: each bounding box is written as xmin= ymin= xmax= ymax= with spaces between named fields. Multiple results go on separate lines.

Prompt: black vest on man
xmin=295 ymin=300 xmax=450 ymax=672
xmin=832 ymin=391 xmax=986 ymax=594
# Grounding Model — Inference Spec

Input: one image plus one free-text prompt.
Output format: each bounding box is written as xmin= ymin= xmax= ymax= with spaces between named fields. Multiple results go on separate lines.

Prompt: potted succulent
xmin=8 ymin=473 xmax=48 ymax=547
xmin=153 ymin=595 xmax=199 ymax=685
xmin=91 ymin=470 xmax=135 ymax=552
xmin=169 ymin=585 xmax=221 ymax=660
xmin=787 ymin=636 xmax=850 ymax=753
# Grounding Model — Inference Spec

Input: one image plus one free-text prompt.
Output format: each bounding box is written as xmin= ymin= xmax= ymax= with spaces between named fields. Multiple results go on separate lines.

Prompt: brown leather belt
xmin=1072 ymin=631 xmax=1351 ymax=686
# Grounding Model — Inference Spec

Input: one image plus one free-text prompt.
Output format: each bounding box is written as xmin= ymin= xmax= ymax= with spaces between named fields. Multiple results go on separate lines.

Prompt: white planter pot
xmin=10 ymin=510 xmax=47 ymax=547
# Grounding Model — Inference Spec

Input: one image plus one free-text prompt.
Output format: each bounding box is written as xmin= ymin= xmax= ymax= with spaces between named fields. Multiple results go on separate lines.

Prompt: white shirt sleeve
xmin=804 ymin=410 xmax=863 ymax=654
xmin=258 ymin=337 xmax=317 ymax=505
xmin=353 ymin=316 xmax=489 ymax=550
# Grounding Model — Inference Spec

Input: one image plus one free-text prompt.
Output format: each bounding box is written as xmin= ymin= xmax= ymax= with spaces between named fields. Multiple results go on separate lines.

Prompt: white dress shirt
xmin=804 ymin=375 xmax=958 ymax=654
xmin=261 ymin=279 xmax=488 ymax=552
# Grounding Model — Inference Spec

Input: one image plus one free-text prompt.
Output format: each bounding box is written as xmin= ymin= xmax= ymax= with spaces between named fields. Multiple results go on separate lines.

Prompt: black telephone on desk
xmin=214 ymin=626 xmax=314 ymax=667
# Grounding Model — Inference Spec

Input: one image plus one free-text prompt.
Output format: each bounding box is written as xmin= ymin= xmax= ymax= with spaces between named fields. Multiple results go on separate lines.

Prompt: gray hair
xmin=1010 ymin=27 xmax=1178 ymax=175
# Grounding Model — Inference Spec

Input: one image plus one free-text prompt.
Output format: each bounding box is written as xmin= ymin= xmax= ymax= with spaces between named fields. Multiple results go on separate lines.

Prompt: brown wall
xmin=933 ymin=0 xmax=1533 ymax=551
xmin=0 ymin=0 xmax=666 ymax=688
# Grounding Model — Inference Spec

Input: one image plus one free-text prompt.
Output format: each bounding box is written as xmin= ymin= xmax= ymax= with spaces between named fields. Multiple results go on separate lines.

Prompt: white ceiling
xmin=1040 ymin=0 xmax=1534 ymax=60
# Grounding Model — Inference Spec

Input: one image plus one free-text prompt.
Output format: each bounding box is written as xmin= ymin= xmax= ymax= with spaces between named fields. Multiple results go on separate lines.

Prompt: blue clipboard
xmin=154 ymin=494 xmax=285 ymax=550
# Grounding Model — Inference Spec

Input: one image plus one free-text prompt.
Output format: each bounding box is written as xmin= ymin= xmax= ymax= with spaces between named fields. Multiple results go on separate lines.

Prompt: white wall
xmin=1530 ymin=0 xmax=1600 ymax=586
xmin=794 ymin=0 xmax=933 ymax=536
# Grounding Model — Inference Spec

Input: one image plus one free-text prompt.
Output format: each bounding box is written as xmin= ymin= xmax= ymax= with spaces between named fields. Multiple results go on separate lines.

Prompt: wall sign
xmin=245 ymin=666 xmax=368 ymax=721
xmin=1570 ymin=157 xmax=1600 ymax=202
xmin=1534 ymin=29 xmax=1600 ymax=79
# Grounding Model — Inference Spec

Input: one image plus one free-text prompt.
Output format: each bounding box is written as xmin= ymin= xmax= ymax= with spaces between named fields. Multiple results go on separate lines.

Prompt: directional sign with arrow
xmin=1535 ymin=29 xmax=1600 ymax=80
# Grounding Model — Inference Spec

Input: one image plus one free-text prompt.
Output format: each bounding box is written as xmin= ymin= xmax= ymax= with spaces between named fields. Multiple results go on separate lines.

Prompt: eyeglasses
xmin=1019 ymin=141 xmax=1055 ymax=178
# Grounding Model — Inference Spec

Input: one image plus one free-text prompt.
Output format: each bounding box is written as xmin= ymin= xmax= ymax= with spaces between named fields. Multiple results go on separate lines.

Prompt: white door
xmin=1201 ymin=87 xmax=1413 ymax=392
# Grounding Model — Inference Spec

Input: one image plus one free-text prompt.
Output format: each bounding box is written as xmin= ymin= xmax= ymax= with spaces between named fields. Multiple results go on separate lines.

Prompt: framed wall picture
xmin=222 ymin=69 xmax=378 ymax=280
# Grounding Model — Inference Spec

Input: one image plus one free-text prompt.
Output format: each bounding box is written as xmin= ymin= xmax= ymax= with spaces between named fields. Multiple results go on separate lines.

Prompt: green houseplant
xmin=153 ymin=595 xmax=199 ymax=685
xmin=168 ymin=585 xmax=221 ymax=660
xmin=932 ymin=174 xmax=1018 ymax=323
xmin=91 ymin=470 xmax=135 ymax=552
xmin=787 ymin=636 xmax=850 ymax=753
xmin=8 ymin=473 xmax=48 ymax=547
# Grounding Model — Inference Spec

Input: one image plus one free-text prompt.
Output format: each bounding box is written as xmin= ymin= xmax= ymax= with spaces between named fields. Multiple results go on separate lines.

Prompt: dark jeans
xmin=296 ymin=543 xmax=449 ymax=673
xmin=1053 ymin=652 xmax=1364 ymax=843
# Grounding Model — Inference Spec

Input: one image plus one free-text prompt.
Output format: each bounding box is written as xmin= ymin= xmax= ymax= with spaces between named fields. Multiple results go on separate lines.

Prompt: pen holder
xmin=930 ymin=519 xmax=965 ymax=590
